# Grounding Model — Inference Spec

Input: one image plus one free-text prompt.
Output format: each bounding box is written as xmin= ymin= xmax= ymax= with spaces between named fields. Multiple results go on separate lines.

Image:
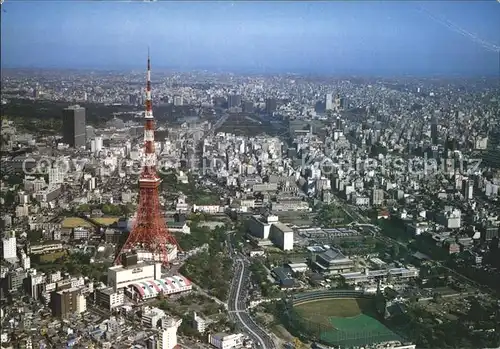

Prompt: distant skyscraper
xmin=129 ymin=94 xmax=138 ymax=105
xmin=62 ymin=105 xmax=86 ymax=148
xmin=33 ymin=84 xmax=40 ymax=99
xmin=48 ymin=166 xmax=64 ymax=185
xmin=340 ymin=97 xmax=348 ymax=110
xmin=91 ymin=136 xmax=103 ymax=155
xmin=335 ymin=116 xmax=343 ymax=130
xmin=431 ymin=115 xmax=438 ymax=145
xmin=325 ymin=93 xmax=333 ymax=111
xmin=265 ymin=98 xmax=277 ymax=115
xmin=2 ymin=232 xmax=16 ymax=260
xmin=334 ymin=93 xmax=341 ymax=111
xmin=173 ymin=96 xmax=183 ymax=106
xmin=228 ymin=94 xmax=241 ymax=109
xmin=463 ymin=179 xmax=474 ymax=200
xmin=242 ymin=101 xmax=254 ymax=113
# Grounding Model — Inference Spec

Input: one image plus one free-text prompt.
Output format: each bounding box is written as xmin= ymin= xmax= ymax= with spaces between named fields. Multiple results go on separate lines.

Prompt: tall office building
xmin=325 ymin=93 xmax=333 ymax=111
xmin=62 ymin=105 xmax=86 ymax=148
xmin=334 ymin=93 xmax=341 ymax=111
xmin=265 ymin=98 xmax=277 ymax=115
xmin=463 ymin=179 xmax=474 ymax=200
xmin=2 ymin=232 xmax=17 ymax=260
xmin=157 ymin=317 xmax=182 ymax=349
xmin=173 ymin=96 xmax=183 ymax=106
xmin=51 ymin=287 xmax=86 ymax=318
xmin=227 ymin=94 xmax=242 ymax=109
xmin=90 ymin=136 xmax=103 ymax=155
xmin=242 ymin=101 xmax=254 ymax=113
xmin=431 ymin=114 xmax=439 ymax=145
xmin=48 ymin=166 xmax=65 ymax=185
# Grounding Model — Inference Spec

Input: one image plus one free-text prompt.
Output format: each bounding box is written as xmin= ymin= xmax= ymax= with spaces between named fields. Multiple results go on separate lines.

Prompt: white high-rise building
xmin=158 ymin=317 xmax=182 ymax=349
xmin=20 ymin=252 xmax=31 ymax=270
xmin=173 ymin=96 xmax=183 ymax=106
xmin=2 ymin=233 xmax=17 ymax=260
xmin=325 ymin=93 xmax=333 ymax=111
xmin=75 ymin=293 xmax=87 ymax=314
xmin=48 ymin=167 xmax=64 ymax=185
xmin=91 ymin=136 xmax=103 ymax=155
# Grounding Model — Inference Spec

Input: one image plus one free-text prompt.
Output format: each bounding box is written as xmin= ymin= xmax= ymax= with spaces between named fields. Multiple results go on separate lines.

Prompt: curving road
xmin=227 ymin=233 xmax=276 ymax=349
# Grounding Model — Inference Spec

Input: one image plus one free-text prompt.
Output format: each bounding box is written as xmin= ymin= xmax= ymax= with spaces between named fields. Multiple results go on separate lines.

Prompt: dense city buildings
xmin=2 ymin=65 xmax=499 ymax=348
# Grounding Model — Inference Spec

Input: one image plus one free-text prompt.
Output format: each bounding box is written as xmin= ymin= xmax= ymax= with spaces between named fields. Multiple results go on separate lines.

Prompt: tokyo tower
xmin=115 ymin=51 xmax=180 ymax=266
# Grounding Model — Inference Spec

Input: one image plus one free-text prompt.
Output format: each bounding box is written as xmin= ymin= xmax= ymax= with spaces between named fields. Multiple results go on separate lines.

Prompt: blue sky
xmin=1 ymin=1 xmax=499 ymax=76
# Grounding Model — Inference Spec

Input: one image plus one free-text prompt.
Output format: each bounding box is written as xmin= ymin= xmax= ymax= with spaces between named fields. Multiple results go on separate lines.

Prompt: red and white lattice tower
xmin=115 ymin=51 xmax=181 ymax=266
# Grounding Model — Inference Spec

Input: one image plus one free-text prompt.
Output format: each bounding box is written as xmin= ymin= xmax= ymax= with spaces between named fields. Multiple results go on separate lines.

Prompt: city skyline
xmin=1 ymin=1 xmax=499 ymax=76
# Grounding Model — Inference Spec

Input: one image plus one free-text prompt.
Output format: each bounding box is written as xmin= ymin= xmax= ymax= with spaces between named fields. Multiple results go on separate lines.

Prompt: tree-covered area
xmin=0 ymin=190 xmax=17 ymax=207
xmin=334 ymin=236 xmax=399 ymax=257
xmin=369 ymin=142 xmax=389 ymax=157
xmin=396 ymin=300 xmax=500 ymax=348
xmin=179 ymin=251 xmax=233 ymax=301
xmin=174 ymin=219 xmax=228 ymax=251
xmin=72 ymin=203 xmax=134 ymax=217
xmin=156 ymin=293 xmax=224 ymax=318
xmin=377 ymin=217 xmax=413 ymax=243
xmin=175 ymin=310 xmax=236 ymax=339
xmin=159 ymin=171 xmax=220 ymax=205
xmin=314 ymin=204 xmax=351 ymax=227
xmin=4 ymin=99 xmax=141 ymax=129
xmin=249 ymin=259 xmax=281 ymax=298
xmin=31 ymin=251 xmax=110 ymax=283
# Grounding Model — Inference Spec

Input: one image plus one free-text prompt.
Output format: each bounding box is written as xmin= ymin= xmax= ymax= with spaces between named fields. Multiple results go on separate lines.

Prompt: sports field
xmin=61 ymin=216 xmax=119 ymax=228
xmin=93 ymin=217 xmax=119 ymax=225
xmin=62 ymin=217 xmax=93 ymax=228
xmin=294 ymin=298 xmax=370 ymax=328
xmin=292 ymin=297 xmax=402 ymax=347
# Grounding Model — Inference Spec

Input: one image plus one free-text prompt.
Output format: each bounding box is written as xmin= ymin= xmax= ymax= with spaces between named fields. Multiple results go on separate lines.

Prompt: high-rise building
xmin=340 ymin=97 xmax=348 ymax=110
xmin=463 ymin=179 xmax=474 ymax=200
xmin=372 ymin=189 xmax=384 ymax=206
xmin=51 ymin=287 xmax=86 ymax=318
xmin=242 ymin=101 xmax=254 ymax=113
xmin=157 ymin=317 xmax=182 ymax=349
xmin=431 ymin=115 xmax=438 ymax=145
xmin=173 ymin=96 xmax=183 ymax=106
xmin=48 ymin=166 xmax=64 ymax=185
xmin=335 ymin=116 xmax=343 ymax=130
xmin=62 ymin=105 xmax=86 ymax=148
xmin=325 ymin=93 xmax=333 ymax=111
xmin=265 ymin=98 xmax=277 ymax=115
xmin=33 ymin=84 xmax=40 ymax=99
xmin=2 ymin=232 xmax=17 ymax=260
xmin=90 ymin=136 xmax=103 ymax=155
xmin=334 ymin=93 xmax=341 ymax=111
xmin=227 ymin=94 xmax=241 ymax=109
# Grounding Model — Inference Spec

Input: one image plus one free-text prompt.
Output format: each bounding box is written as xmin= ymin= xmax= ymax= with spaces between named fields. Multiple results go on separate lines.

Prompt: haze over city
xmin=2 ymin=1 xmax=499 ymax=75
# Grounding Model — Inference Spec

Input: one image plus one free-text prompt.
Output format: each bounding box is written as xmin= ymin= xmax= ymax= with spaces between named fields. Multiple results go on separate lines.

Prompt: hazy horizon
xmin=2 ymin=1 xmax=499 ymax=76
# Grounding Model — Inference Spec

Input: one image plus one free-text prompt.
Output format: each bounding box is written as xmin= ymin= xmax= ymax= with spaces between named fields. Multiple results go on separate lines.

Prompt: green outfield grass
xmin=61 ymin=217 xmax=93 ymax=228
xmin=294 ymin=298 xmax=372 ymax=328
xmin=93 ymin=217 xmax=120 ymax=225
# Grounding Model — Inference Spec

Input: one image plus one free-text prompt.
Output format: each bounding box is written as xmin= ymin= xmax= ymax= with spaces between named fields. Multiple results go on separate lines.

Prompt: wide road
xmin=228 ymin=259 xmax=276 ymax=349
xmin=227 ymin=231 xmax=275 ymax=348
